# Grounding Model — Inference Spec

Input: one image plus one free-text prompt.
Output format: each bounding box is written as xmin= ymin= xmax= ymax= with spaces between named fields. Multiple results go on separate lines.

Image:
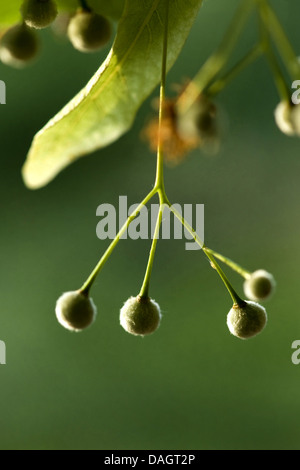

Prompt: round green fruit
xmin=176 ymin=95 xmax=218 ymax=142
xmin=67 ymin=10 xmax=112 ymax=53
xmin=55 ymin=290 xmax=97 ymax=332
xmin=120 ymin=296 xmax=162 ymax=336
xmin=0 ymin=24 xmax=39 ymax=68
xmin=21 ymin=0 xmax=58 ymax=30
xmin=227 ymin=301 xmax=267 ymax=340
xmin=244 ymin=270 xmax=275 ymax=302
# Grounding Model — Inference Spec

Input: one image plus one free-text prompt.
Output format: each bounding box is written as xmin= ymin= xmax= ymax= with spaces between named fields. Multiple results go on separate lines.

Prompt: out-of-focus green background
xmin=0 ymin=0 xmax=300 ymax=450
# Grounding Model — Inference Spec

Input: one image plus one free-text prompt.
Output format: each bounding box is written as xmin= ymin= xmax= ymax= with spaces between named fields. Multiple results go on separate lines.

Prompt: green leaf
xmin=22 ymin=0 xmax=203 ymax=189
xmin=0 ymin=1 xmax=22 ymax=27
xmin=0 ymin=1 xmax=125 ymax=27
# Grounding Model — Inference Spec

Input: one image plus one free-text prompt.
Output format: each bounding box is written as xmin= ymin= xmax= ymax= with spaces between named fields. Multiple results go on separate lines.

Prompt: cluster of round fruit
xmin=0 ymin=0 xmax=112 ymax=68
xmin=55 ymin=269 xmax=275 ymax=340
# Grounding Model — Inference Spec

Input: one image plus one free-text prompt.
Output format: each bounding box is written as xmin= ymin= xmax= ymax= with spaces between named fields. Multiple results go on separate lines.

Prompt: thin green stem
xmin=204 ymin=247 xmax=251 ymax=279
xmin=139 ymin=205 xmax=164 ymax=299
xmin=177 ymin=0 xmax=255 ymax=112
xmin=154 ymin=0 xmax=170 ymax=194
xmin=80 ymin=188 xmax=156 ymax=296
xmin=168 ymin=203 xmax=243 ymax=305
xmin=257 ymin=8 xmax=290 ymax=101
xmin=80 ymin=1 xmax=171 ymax=298
xmin=139 ymin=0 xmax=170 ymax=298
xmin=202 ymin=248 xmax=244 ymax=305
xmin=168 ymin=199 xmax=250 ymax=281
xmin=169 ymin=202 xmax=204 ymax=249
xmin=256 ymin=0 xmax=300 ymax=80
xmin=207 ymin=42 xmax=263 ymax=97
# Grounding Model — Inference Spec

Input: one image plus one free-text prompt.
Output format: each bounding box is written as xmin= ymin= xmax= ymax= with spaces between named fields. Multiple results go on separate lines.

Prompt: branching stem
xmin=80 ymin=0 xmax=269 ymax=305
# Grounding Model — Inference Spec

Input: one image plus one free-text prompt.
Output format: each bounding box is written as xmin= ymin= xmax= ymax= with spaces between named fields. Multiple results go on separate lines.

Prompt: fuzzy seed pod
xmin=0 ymin=24 xmax=39 ymax=68
xmin=120 ymin=296 xmax=162 ymax=336
xmin=244 ymin=270 xmax=275 ymax=302
xmin=55 ymin=290 xmax=97 ymax=332
xmin=67 ymin=10 xmax=112 ymax=53
xmin=274 ymin=101 xmax=300 ymax=136
xmin=176 ymin=95 xmax=218 ymax=144
xmin=21 ymin=0 xmax=58 ymax=30
xmin=227 ymin=301 xmax=267 ymax=340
